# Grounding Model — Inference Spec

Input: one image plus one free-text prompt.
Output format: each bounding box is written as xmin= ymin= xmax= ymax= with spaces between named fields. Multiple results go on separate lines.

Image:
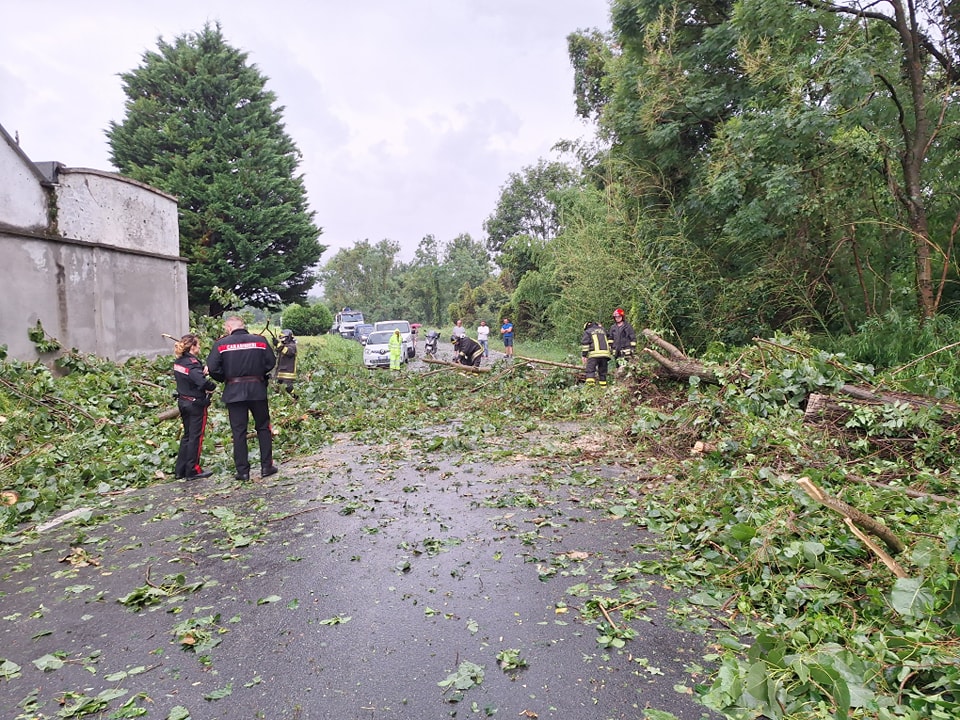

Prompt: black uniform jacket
xmin=173 ymin=353 xmax=216 ymax=404
xmin=276 ymin=338 xmax=298 ymax=378
xmin=456 ymin=336 xmax=484 ymax=364
xmin=206 ymin=329 xmax=276 ymax=403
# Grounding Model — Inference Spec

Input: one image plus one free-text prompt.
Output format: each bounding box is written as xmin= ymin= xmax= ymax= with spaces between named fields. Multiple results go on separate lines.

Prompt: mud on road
xmin=1 ymin=422 xmax=717 ymax=720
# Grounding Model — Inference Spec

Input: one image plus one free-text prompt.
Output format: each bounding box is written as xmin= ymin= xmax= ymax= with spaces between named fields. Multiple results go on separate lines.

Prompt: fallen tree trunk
xmin=641 ymin=329 xmax=720 ymax=383
xmin=640 ymin=330 xmax=960 ymax=424
xmin=805 ymin=391 xmax=960 ymax=425
xmin=421 ymin=357 xmax=491 ymax=373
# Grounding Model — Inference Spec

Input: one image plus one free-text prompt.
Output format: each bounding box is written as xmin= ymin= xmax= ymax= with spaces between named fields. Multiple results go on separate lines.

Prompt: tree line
xmin=105 ymin=4 xmax=960 ymax=359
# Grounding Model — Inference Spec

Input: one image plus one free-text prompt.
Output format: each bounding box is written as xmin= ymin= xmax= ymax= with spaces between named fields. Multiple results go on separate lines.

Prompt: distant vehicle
xmin=353 ymin=323 xmax=375 ymax=344
xmin=333 ymin=308 xmax=365 ymax=339
xmin=373 ymin=320 xmax=415 ymax=359
xmin=363 ymin=330 xmax=409 ymax=369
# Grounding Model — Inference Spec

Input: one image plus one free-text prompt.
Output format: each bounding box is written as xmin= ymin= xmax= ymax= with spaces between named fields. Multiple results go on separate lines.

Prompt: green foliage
xmin=318 ymin=239 xmax=402 ymax=321
xmin=619 ymin=334 xmax=960 ymax=720
xmin=3 ymin=316 xmax=960 ymax=718
xmin=106 ymin=22 xmax=324 ymax=315
xmin=320 ymin=234 xmax=496 ymax=327
xmin=483 ymin=158 xmax=581 ymax=256
xmin=282 ymin=303 xmax=332 ymax=336
xmin=27 ymin=320 xmax=61 ymax=354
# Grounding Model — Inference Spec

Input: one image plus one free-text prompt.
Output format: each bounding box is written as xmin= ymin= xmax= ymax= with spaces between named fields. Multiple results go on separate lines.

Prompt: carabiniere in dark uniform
xmin=206 ymin=317 xmax=278 ymax=481
xmin=173 ymin=334 xmax=216 ymax=479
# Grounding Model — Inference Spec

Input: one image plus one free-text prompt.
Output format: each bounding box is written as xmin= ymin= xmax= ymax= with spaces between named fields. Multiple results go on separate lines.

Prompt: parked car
xmin=353 ymin=323 xmax=374 ymax=344
xmin=373 ymin=320 xmax=415 ymax=359
xmin=363 ymin=330 xmax=408 ymax=368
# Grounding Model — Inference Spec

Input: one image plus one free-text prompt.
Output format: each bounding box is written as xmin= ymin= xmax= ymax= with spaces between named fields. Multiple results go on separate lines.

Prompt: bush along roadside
xmin=1 ymin=328 xmax=959 ymax=719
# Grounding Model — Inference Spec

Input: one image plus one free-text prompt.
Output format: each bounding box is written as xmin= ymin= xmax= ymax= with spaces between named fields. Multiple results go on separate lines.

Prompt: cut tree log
xmin=421 ymin=357 xmax=491 ymax=373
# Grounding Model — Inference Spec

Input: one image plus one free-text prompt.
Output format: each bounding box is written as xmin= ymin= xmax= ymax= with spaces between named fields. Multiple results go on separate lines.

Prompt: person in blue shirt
xmin=500 ymin=317 xmax=514 ymax=358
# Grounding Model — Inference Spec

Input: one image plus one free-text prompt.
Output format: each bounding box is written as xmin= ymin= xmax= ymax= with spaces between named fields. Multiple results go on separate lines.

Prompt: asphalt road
xmin=0 ymin=424 xmax=718 ymax=719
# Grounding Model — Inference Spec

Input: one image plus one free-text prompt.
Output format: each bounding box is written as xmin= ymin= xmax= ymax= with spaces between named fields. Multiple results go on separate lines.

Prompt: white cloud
xmin=0 ymin=0 xmax=609 ymax=261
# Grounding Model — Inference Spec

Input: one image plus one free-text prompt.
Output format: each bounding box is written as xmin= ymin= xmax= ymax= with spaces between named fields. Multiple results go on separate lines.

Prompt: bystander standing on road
xmin=500 ymin=317 xmax=514 ymax=358
xmin=206 ymin=316 xmax=278 ymax=482
xmin=452 ymin=319 xmax=466 ymax=340
xmin=477 ymin=320 xmax=490 ymax=357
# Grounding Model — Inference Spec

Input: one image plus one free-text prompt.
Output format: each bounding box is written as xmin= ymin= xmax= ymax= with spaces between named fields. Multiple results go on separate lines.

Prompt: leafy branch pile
xmin=618 ymin=333 xmax=960 ymax=720
xmin=0 ymin=338 xmax=580 ymax=533
xmin=2 ymin=330 xmax=959 ymax=719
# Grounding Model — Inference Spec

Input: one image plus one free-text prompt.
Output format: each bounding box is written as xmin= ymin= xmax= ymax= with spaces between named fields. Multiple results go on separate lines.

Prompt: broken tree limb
xmin=514 ymin=355 xmax=581 ymax=370
xmin=421 ymin=357 xmax=491 ymax=373
xmin=641 ymin=329 xmax=720 ymax=384
xmin=843 ymin=517 xmax=908 ymax=578
xmin=796 ymin=476 xmax=905 ymax=555
xmin=848 ymin=474 xmax=959 ymax=505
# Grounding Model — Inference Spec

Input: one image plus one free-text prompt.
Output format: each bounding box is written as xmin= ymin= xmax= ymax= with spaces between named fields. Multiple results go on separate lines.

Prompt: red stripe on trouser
xmin=194 ymin=405 xmax=208 ymax=473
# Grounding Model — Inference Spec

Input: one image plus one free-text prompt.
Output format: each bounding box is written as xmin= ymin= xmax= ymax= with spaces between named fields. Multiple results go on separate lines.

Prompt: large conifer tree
xmin=106 ymin=23 xmax=324 ymax=315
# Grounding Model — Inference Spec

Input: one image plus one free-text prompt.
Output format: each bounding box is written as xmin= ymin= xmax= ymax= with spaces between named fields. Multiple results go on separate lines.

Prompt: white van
xmin=373 ymin=320 xmax=415 ymax=358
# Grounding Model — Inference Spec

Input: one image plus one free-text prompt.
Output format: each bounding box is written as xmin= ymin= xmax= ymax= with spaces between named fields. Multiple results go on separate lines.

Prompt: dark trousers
xmin=227 ymin=400 xmax=273 ymax=475
xmin=585 ymin=357 xmax=609 ymax=383
xmin=175 ymin=400 xmax=208 ymax=477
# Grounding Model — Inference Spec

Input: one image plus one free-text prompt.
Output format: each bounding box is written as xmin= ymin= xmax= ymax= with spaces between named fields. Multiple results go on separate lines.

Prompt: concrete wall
xmin=1 ymin=124 xmax=189 ymax=363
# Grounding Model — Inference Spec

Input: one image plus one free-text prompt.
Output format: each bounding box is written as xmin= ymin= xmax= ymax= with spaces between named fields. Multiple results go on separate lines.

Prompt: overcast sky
xmin=0 ymin=1 xmax=610 ymax=263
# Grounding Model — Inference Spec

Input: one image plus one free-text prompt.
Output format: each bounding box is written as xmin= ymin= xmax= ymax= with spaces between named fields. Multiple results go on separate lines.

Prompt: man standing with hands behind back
xmin=206 ymin=316 xmax=278 ymax=482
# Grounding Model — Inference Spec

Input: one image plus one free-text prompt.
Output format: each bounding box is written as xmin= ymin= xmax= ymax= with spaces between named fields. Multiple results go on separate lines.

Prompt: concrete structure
xmin=0 ymin=123 xmax=188 ymax=363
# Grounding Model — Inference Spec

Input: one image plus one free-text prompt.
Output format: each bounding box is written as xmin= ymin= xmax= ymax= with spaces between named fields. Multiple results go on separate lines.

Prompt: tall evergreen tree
xmin=106 ymin=23 xmax=324 ymax=315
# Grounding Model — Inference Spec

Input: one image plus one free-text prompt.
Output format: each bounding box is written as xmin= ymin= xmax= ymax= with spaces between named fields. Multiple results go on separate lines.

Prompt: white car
xmin=363 ymin=330 xmax=409 ymax=368
xmin=373 ymin=320 xmax=415 ymax=359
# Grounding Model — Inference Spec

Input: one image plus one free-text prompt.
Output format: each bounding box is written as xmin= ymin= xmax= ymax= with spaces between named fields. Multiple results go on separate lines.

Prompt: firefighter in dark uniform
xmin=274 ymin=329 xmax=298 ymax=394
xmin=173 ymin=333 xmax=216 ymax=479
xmin=206 ymin=316 xmax=278 ymax=482
xmin=452 ymin=334 xmax=484 ymax=367
xmin=581 ymin=321 xmax=612 ymax=385
xmin=607 ymin=308 xmax=637 ymax=360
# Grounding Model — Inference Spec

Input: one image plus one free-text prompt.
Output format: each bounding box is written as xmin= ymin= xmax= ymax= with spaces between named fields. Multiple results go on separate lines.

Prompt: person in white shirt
xmin=477 ymin=320 xmax=490 ymax=357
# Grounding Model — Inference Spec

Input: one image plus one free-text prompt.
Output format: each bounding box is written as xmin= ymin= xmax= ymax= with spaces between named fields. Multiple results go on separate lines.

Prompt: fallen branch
xmin=597 ymin=601 xmax=619 ymax=633
xmin=848 ymin=474 xmax=958 ymax=505
xmin=514 ymin=355 xmax=581 ymax=370
xmin=157 ymin=406 xmax=181 ymax=422
xmin=796 ymin=476 xmax=905 ymax=555
xmin=267 ymin=505 xmax=323 ymax=523
xmin=421 ymin=357 xmax=491 ymax=373
xmin=844 ymin=518 xmax=908 ymax=578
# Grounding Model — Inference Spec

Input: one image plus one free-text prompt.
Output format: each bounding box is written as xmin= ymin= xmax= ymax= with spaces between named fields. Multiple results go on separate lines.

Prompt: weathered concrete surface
xmin=0 ymin=429 xmax=718 ymax=720
xmin=0 ymin=122 xmax=188 ymax=363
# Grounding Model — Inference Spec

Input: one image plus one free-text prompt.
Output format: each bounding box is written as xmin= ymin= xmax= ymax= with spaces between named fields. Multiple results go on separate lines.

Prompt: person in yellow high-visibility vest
xmin=388 ymin=329 xmax=403 ymax=371
xmin=580 ymin=321 xmax=612 ymax=386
